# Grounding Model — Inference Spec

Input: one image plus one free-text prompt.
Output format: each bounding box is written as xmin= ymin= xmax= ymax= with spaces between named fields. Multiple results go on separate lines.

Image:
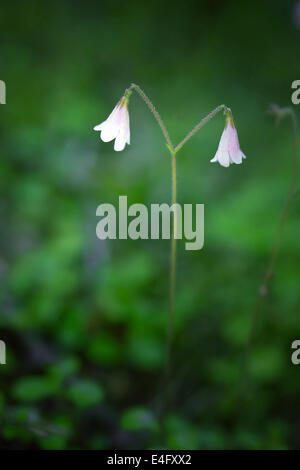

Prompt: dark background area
xmin=0 ymin=0 xmax=300 ymax=450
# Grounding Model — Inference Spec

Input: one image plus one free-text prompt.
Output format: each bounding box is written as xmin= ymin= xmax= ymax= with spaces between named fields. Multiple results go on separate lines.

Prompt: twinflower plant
xmin=93 ymin=83 xmax=246 ymax=378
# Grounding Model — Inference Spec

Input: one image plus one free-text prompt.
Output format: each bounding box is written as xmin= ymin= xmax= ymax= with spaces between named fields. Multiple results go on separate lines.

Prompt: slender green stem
xmin=126 ymin=84 xmax=177 ymax=396
xmin=175 ymin=104 xmax=231 ymax=153
xmin=167 ymin=152 xmax=177 ymax=376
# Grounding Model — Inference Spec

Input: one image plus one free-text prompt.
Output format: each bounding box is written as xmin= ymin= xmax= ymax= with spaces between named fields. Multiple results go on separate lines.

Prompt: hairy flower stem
xmin=175 ymin=104 xmax=232 ymax=153
xmin=128 ymin=83 xmax=174 ymax=152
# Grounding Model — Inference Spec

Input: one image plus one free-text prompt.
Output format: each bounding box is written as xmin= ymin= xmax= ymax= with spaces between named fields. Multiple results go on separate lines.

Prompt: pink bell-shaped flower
xmin=94 ymin=95 xmax=130 ymax=152
xmin=211 ymin=117 xmax=246 ymax=167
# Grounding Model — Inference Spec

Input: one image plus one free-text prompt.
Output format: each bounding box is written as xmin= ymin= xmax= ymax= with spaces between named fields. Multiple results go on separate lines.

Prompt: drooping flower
xmin=94 ymin=95 xmax=130 ymax=151
xmin=210 ymin=117 xmax=246 ymax=167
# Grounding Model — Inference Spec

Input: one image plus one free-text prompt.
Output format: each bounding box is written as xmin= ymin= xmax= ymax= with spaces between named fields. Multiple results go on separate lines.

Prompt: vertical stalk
xmin=168 ymin=153 xmax=177 ymax=366
xmin=166 ymin=152 xmax=177 ymax=382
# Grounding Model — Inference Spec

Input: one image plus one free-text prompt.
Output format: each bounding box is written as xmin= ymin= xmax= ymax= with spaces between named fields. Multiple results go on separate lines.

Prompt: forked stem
xmin=125 ymin=83 xmax=233 ymax=412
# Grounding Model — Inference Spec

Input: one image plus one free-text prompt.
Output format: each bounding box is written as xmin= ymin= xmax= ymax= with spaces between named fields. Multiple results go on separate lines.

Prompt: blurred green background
xmin=1 ymin=0 xmax=300 ymax=450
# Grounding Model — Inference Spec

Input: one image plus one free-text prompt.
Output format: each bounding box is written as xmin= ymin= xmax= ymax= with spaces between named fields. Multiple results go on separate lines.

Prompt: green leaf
xmin=66 ymin=379 xmax=104 ymax=408
xmin=13 ymin=376 xmax=59 ymax=402
xmin=121 ymin=407 xmax=158 ymax=432
xmin=87 ymin=332 xmax=121 ymax=365
xmin=48 ymin=357 xmax=81 ymax=380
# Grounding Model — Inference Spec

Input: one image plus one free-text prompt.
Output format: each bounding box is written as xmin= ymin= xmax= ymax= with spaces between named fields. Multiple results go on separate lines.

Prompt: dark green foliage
xmin=0 ymin=0 xmax=300 ymax=450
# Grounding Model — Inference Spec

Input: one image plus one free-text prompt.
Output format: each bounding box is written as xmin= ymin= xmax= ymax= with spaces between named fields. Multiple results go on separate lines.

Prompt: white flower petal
xmin=94 ymin=96 xmax=131 ymax=151
xmin=218 ymin=128 xmax=229 ymax=148
xmin=100 ymin=124 xmax=119 ymax=142
xmin=229 ymin=150 xmax=243 ymax=164
xmin=114 ymin=131 xmax=127 ymax=151
xmin=113 ymin=106 xmax=130 ymax=151
xmin=93 ymin=122 xmax=106 ymax=131
xmin=124 ymin=110 xmax=130 ymax=144
xmin=123 ymin=111 xmax=130 ymax=145
xmin=97 ymin=103 xmax=122 ymax=142
xmin=100 ymin=111 xmax=121 ymax=142
xmin=218 ymin=150 xmax=230 ymax=167
xmin=211 ymin=121 xmax=246 ymax=167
